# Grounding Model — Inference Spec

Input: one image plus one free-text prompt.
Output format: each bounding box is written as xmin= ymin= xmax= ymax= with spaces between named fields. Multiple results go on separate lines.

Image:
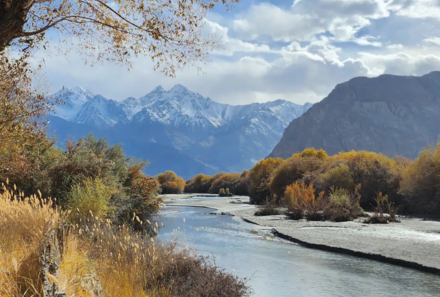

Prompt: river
xmin=156 ymin=205 xmax=440 ymax=297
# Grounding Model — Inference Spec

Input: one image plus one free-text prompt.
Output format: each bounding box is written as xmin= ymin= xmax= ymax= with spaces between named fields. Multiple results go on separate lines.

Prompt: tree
xmin=0 ymin=0 xmax=238 ymax=76
xmin=157 ymin=171 xmax=185 ymax=194
xmin=0 ymin=52 xmax=59 ymax=185
xmin=248 ymin=158 xmax=283 ymax=204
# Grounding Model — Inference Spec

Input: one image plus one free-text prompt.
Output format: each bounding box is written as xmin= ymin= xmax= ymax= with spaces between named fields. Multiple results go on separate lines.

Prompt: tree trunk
xmin=0 ymin=0 xmax=33 ymax=51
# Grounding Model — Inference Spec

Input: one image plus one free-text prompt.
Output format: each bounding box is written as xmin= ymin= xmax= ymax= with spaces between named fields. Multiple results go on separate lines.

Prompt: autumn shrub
xmin=157 ymin=171 xmax=185 ymax=194
xmin=270 ymin=154 xmax=327 ymax=200
xmin=335 ymin=151 xmax=400 ymax=210
xmin=248 ymin=158 xmax=283 ymax=204
xmin=364 ymin=192 xmax=399 ymax=224
xmin=184 ymin=173 xmax=213 ymax=193
xmin=316 ymin=162 xmax=355 ymax=194
xmin=284 ymin=181 xmax=324 ymax=220
xmin=400 ymin=144 xmax=440 ymax=216
xmin=67 ymin=178 xmax=117 ymax=224
xmin=324 ymin=186 xmax=363 ymax=222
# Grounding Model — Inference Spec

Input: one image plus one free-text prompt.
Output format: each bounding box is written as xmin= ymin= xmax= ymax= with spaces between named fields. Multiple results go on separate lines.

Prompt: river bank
xmin=162 ymin=194 xmax=440 ymax=274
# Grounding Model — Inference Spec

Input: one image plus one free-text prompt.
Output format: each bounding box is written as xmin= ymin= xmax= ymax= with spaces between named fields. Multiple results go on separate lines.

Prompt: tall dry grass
xmin=0 ymin=182 xmax=61 ymax=296
xmin=0 ymin=183 xmax=250 ymax=297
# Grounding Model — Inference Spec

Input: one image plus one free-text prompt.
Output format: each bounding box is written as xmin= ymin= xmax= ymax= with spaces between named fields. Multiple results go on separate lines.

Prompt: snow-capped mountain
xmin=73 ymin=95 xmax=128 ymax=127
xmin=48 ymin=85 xmax=312 ymax=177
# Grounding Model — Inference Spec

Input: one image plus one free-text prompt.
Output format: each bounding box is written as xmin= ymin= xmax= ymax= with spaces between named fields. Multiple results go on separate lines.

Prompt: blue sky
xmin=40 ymin=0 xmax=440 ymax=105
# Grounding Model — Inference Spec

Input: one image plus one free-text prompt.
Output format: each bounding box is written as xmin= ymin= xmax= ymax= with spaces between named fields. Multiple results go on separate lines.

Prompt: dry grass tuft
xmin=0 ymin=184 xmax=61 ymax=296
xmin=0 ymin=184 xmax=250 ymax=297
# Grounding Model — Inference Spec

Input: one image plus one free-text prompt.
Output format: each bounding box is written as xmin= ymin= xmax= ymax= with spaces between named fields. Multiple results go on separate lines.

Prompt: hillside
xmin=269 ymin=71 xmax=440 ymax=159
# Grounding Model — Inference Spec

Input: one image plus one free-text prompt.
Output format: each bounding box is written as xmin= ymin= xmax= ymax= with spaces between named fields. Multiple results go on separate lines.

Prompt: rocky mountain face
xmin=48 ymin=85 xmax=311 ymax=178
xmin=269 ymin=71 xmax=440 ymax=159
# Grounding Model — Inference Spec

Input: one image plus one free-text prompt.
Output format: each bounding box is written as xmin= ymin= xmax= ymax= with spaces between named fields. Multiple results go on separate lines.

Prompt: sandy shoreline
xmin=162 ymin=194 xmax=440 ymax=274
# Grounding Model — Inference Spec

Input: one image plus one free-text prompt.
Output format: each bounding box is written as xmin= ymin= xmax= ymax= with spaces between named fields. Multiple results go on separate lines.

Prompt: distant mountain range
xmin=47 ymin=85 xmax=312 ymax=179
xmin=270 ymin=71 xmax=440 ymax=159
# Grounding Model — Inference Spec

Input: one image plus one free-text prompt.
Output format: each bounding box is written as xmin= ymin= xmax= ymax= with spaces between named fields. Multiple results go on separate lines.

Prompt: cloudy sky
xmin=40 ymin=0 xmax=440 ymax=105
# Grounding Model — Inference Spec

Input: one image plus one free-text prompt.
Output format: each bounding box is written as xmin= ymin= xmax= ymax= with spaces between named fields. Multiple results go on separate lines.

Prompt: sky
xmin=39 ymin=0 xmax=440 ymax=105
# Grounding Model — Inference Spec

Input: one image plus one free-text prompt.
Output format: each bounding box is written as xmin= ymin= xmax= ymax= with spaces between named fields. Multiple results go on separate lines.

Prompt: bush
xmin=364 ymin=192 xmax=400 ymax=224
xmin=67 ymin=178 xmax=117 ymax=224
xmin=157 ymin=171 xmax=185 ymax=194
xmin=219 ymin=188 xmax=233 ymax=197
xmin=184 ymin=173 xmax=213 ymax=193
xmin=324 ymin=186 xmax=363 ymax=222
xmin=400 ymin=144 xmax=440 ymax=215
xmin=284 ymin=181 xmax=324 ymax=220
xmin=270 ymin=155 xmax=326 ymax=200
xmin=316 ymin=163 xmax=355 ymax=194
xmin=335 ymin=151 xmax=399 ymax=210
xmin=248 ymin=158 xmax=283 ymax=204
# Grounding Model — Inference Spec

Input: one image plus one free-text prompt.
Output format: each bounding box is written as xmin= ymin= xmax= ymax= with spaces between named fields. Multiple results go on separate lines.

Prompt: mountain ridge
xmin=269 ymin=71 xmax=440 ymax=160
xmin=48 ymin=85 xmax=312 ymax=178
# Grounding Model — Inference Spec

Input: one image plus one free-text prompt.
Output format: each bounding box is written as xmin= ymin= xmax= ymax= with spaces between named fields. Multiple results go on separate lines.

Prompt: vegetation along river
xmin=156 ymin=204 xmax=440 ymax=297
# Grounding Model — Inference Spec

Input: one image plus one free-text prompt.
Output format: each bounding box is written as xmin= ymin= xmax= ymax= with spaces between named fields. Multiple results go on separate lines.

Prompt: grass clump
xmin=0 ymin=183 xmax=61 ymax=296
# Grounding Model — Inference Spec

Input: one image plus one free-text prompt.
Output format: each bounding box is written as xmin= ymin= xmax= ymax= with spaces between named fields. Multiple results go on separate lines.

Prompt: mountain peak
xmin=71 ymin=86 xmax=94 ymax=97
xmin=169 ymin=84 xmax=188 ymax=93
xmin=152 ymin=85 xmax=165 ymax=93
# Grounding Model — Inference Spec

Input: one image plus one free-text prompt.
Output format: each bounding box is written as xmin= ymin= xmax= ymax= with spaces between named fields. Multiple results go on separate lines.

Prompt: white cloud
xmin=233 ymin=0 xmax=389 ymax=45
xmin=37 ymin=1 xmax=440 ymax=109
xmin=203 ymin=20 xmax=272 ymax=56
xmin=387 ymin=0 xmax=440 ymax=19
xmin=358 ymin=51 xmax=440 ymax=76
xmin=424 ymin=37 xmax=440 ymax=45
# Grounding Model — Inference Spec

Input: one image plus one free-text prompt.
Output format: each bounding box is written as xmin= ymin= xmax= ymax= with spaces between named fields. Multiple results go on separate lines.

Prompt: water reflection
xmin=156 ymin=205 xmax=440 ymax=297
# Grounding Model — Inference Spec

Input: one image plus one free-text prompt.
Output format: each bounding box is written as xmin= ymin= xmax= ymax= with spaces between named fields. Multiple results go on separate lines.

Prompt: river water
xmin=156 ymin=205 xmax=440 ymax=297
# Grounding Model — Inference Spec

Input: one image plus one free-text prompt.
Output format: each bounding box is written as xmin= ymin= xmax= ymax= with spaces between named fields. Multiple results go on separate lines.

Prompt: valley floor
xmin=162 ymin=194 xmax=440 ymax=274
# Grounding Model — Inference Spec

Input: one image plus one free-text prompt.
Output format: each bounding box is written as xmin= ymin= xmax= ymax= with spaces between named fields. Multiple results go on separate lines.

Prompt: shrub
xmin=324 ymin=186 xmax=363 ymax=222
xmin=209 ymin=173 xmax=240 ymax=194
xmin=157 ymin=171 xmax=185 ymax=194
xmin=270 ymin=155 xmax=326 ymax=200
xmin=248 ymin=158 xmax=283 ymax=204
xmin=184 ymin=173 xmax=213 ymax=193
xmin=400 ymin=144 xmax=440 ymax=215
xmin=336 ymin=151 xmax=399 ymax=210
xmin=317 ymin=163 xmax=355 ymax=194
xmin=67 ymin=178 xmax=117 ymax=224
xmin=364 ymin=192 xmax=400 ymax=224
xmin=284 ymin=181 xmax=323 ymax=220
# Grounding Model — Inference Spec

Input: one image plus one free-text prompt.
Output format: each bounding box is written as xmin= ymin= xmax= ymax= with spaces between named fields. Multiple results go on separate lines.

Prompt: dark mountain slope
xmin=269 ymin=71 xmax=440 ymax=159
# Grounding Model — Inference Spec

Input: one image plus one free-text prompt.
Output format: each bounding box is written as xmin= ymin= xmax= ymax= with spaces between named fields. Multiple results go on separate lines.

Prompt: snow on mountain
xmin=49 ymin=85 xmax=313 ymax=173
xmin=52 ymin=86 xmax=95 ymax=120
xmin=73 ymin=95 xmax=128 ymax=127
xmin=51 ymin=84 xmax=311 ymax=131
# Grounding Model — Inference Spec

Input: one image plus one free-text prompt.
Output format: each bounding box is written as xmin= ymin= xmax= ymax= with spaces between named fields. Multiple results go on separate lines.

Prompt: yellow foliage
xmin=292 ymin=148 xmax=329 ymax=160
xmin=157 ymin=171 xmax=185 ymax=194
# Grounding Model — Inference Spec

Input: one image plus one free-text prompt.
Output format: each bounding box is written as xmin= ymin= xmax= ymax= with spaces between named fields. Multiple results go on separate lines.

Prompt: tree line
xmin=185 ymin=146 xmax=440 ymax=217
